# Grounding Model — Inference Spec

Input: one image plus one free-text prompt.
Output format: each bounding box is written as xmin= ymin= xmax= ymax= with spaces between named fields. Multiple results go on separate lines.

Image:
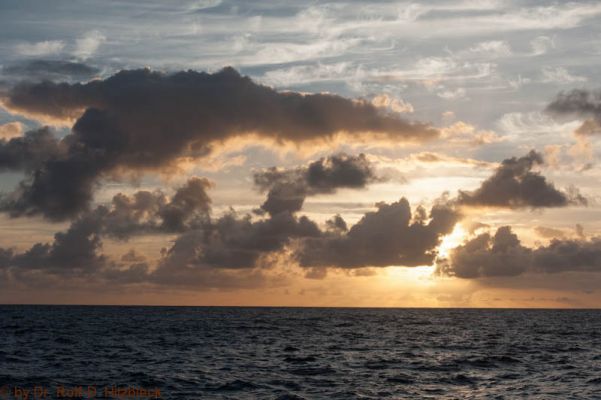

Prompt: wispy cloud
xmin=15 ymin=40 xmax=64 ymax=56
xmin=73 ymin=30 xmax=106 ymax=59
xmin=541 ymin=67 xmax=586 ymax=84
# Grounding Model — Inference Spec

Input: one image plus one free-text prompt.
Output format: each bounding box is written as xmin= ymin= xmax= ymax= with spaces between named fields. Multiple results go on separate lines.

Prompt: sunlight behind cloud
xmin=437 ymin=223 xmax=467 ymax=259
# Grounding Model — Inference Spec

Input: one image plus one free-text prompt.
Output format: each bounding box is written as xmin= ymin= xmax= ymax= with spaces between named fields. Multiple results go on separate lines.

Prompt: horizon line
xmin=1 ymin=303 xmax=599 ymax=310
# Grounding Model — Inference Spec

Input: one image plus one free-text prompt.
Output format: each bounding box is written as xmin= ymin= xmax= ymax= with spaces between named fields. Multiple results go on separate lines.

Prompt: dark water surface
xmin=1 ymin=306 xmax=600 ymax=399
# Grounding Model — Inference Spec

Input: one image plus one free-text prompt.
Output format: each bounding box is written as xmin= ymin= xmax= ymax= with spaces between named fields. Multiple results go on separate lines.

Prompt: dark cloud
xmin=547 ymin=89 xmax=601 ymax=136
xmin=296 ymin=198 xmax=460 ymax=268
xmin=533 ymin=238 xmax=601 ymax=273
xmin=0 ymin=205 xmax=319 ymax=289
xmin=456 ymin=151 xmax=586 ymax=209
xmin=0 ymin=174 xmax=320 ymax=287
xmin=325 ymin=214 xmax=347 ymax=232
xmin=154 ymin=211 xmax=321 ymax=277
xmin=149 ymin=196 xmax=460 ymax=287
xmin=158 ymin=177 xmax=212 ymax=232
xmin=438 ymin=226 xmax=601 ymax=278
xmin=254 ymin=153 xmax=379 ymax=215
xmin=0 ymin=176 xmax=462 ymax=289
xmin=0 ymin=177 xmax=211 ymax=275
xmin=0 ymin=127 xmax=64 ymax=172
xmin=2 ymin=60 xmax=100 ymax=82
xmin=1 ymin=67 xmax=437 ymax=220
xmin=436 ymin=227 xmax=530 ymax=278
xmin=258 ymin=180 xmax=306 ymax=216
xmin=90 ymin=177 xmax=213 ymax=239
xmin=0 ymin=147 xmax=104 ymax=220
xmin=547 ymin=89 xmax=601 ymax=123
xmin=304 ymin=153 xmax=377 ymax=191
xmin=0 ymin=213 xmax=106 ymax=279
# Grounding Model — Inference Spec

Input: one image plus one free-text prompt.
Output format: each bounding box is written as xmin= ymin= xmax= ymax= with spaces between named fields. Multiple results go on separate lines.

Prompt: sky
xmin=1 ymin=0 xmax=601 ymax=307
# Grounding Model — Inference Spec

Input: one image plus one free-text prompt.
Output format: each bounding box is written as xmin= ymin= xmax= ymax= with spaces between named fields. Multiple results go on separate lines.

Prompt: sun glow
xmin=437 ymin=224 xmax=467 ymax=259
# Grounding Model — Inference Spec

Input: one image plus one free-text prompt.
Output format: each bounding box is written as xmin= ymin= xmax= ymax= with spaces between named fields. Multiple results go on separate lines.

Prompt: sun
xmin=437 ymin=224 xmax=467 ymax=259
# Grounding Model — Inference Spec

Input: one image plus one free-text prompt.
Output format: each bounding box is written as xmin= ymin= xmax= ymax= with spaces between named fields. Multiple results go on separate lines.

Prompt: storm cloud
xmin=0 ymin=67 xmax=437 ymax=220
xmin=438 ymin=226 xmax=601 ymax=279
xmin=254 ymin=153 xmax=379 ymax=215
xmin=456 ymin=151 xmax=586 ymax=209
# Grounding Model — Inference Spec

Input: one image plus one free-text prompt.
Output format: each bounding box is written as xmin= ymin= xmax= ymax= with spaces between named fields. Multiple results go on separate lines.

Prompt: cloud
xmin=0 ymin=177 xmax=214 ymax=284
xmin=541 ymin=67 xmax=586 ymax=84
xmin=94 ymin=177 xmax=213 ymax=239
xmin=1 ymin=176 xmax=213 ymax=271
xmin=530 ymin=36 xmax=555 ymax=56
xmin=457 ymin=150 xmax=586 ymax=209
xmin=534 ymin=226 xmax=566 ymax=239
xmin=0 ymin=127 xmax=64 ymax=172
xmin=296 ymin=198 xmax=460 ymax=268
xmin=147 ymin=229 xmax=274 ymax=288
xmin=0 ymin=213 xmax=106 ymax=279
xmin=495 ymin=111 xmax=580 ymax=143
xmin=254 ymin=153 xmax=379 ymax=215
xmin=260 ymin=57 xmax=494 ymax=88
xmin=80 ymin=197 xmax=458 ymax=285
xmin=155 ymin=211 xmax=321 ymax=274
xmin=371 ymin=94 xmax=414 ymax=114
xmin=0 ymin=152 xmax=348 ymax=286
xmin=438 ymin=226 xmax=601 ymax=278
xmin=547 ymin=89 xmax=601 ymax=122
xmin=0 ymin=186 xmax=320 ymax=288
xmin=260 ymin=62 xmax=355 ymax=87
xmin=574 ymin=119 xmax=601 ymax=136
xmin=533 ymin=238 xmax=601 ymax=274
xmin=2 ymin=60 xmax=100 ymax=82
xmin=437 ymin=226 xmax=530 ymax=278
xmin=0 ymin=122 xmax=23 ymax=140
xmin=440 ymin=121 xmax=502 ymax=146
xmin=0 ymin=164 xmax=460 ymax=289
xmin=411 ymin=152 xmax=494 ymax=168
xmin=465 ymin=40 xmax=512 ymax=58
xmin=15 ymin=40 xmax=65 ymax=56
xmin=437 ymin=87 xmax=467 ymax=100
xmin=547 ymin=89 xmax=601 ymax=136
xmin=1 ymin=67 xmax=436 ymax=220
xmin=73 ymin=30 xmax=106 ymax=59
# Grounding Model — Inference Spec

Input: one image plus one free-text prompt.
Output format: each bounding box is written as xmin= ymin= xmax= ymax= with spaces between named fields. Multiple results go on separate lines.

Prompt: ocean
xmin=1 ymin=306 xmax=600 ymax=399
